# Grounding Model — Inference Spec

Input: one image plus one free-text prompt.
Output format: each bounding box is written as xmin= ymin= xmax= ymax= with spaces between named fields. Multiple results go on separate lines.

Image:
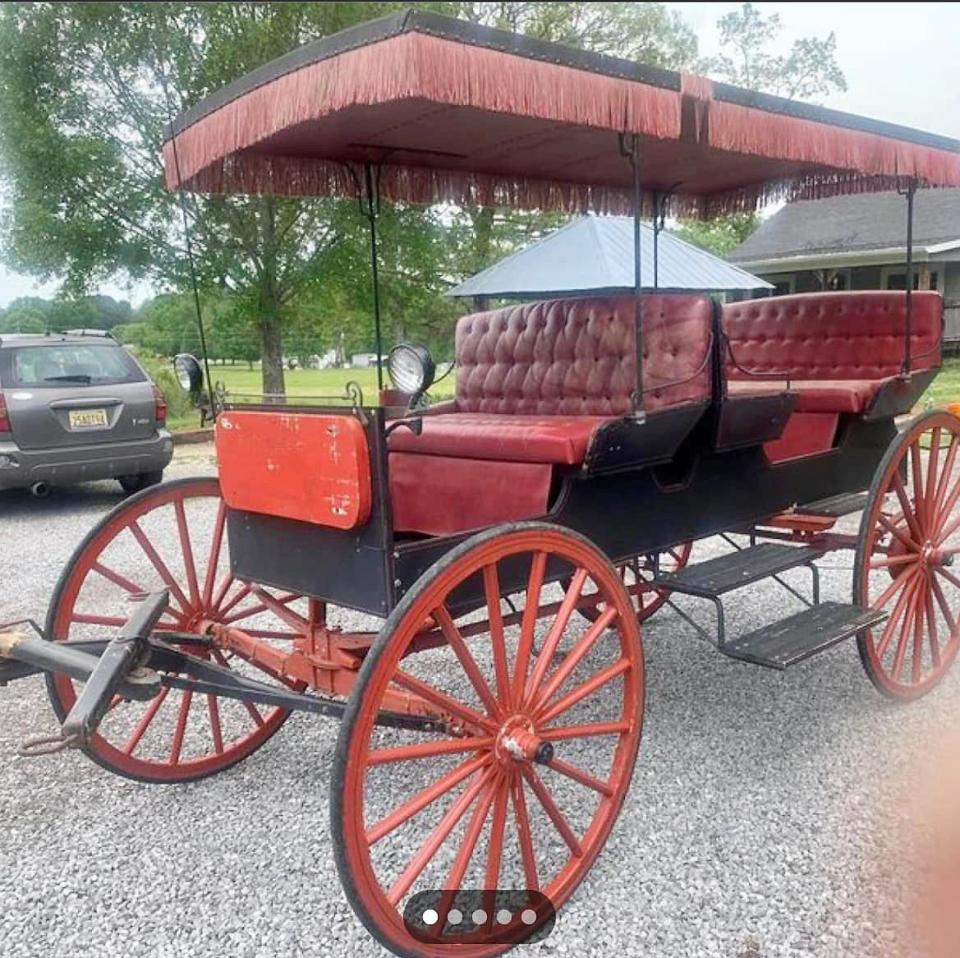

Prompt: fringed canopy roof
xmin=163 ymin=9 xmax=960 ymax=216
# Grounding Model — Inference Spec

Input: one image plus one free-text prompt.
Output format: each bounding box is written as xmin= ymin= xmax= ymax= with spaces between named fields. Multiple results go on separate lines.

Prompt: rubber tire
xmin=118 ymin=470 xmax=164 ymax=494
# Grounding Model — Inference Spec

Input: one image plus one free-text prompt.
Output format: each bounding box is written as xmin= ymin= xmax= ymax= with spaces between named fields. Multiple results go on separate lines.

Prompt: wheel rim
xmin=576 ymin=544 xmax=691 ymax=624
xmin=334 ymin=525 xmax=644 ymax=958
xmin=45 ymin=477 xmax=306 ymax=782
xmin=856 ymin=412 xmax=960 ymax=699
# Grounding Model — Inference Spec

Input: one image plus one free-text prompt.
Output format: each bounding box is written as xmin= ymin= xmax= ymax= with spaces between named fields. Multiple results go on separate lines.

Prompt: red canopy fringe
xmin=708 ymin=100 xmax=960 ymax=188
xmin=165 ymin=32 xmax=681 ymax=193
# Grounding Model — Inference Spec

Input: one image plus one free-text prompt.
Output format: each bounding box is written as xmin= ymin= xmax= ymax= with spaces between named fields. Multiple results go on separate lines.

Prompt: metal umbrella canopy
xmin=448 ymin=216 xmax=773 ymax=300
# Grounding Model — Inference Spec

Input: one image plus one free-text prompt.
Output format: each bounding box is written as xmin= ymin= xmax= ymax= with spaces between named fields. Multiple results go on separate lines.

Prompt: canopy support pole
xmin=898 ymin=178 xmax=917 ymax=376
xmin=620 ymin=133 xmax=645 ymax=419
xmin=361 ymin=162 xmax=385 ymax=393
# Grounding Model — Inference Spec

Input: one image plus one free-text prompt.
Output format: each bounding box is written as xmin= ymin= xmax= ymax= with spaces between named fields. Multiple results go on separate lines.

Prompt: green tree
xmin=0 ymin=2 xmax=452 ymax=396
xmin=676 ymin=3 xmax=848 ymax=255
xmin=672 ymin=213 xmax=759 ymax=257
xmin=706 ymin=2 xmax=846 ymax=100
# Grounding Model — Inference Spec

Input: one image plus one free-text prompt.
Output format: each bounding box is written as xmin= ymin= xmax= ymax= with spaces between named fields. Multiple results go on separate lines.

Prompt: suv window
xmin=2 ymin=343 xmax=146 ymax=388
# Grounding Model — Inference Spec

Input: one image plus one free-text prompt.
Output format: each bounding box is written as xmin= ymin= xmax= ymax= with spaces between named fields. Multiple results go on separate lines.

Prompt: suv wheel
xmin=118 ymin=470 xmax=164 ymax=494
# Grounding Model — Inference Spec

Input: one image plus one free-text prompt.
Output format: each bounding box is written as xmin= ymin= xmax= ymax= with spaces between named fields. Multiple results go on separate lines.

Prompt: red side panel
xmin=216 ymin=410 xmax=371 ymax=530
xmin=764 ymin=412 xmax=839 ymax=464
xmin=389 ymin=452 xmax=551 ymax=536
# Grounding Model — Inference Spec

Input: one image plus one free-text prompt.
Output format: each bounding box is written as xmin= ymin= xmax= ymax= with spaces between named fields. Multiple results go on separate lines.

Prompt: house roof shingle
xmin=728 ymin=188 xmax=960 ymax=264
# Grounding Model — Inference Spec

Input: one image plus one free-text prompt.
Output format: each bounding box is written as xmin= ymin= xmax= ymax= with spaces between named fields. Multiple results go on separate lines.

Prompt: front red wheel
xmin=855 ymin=412 xmax=960 ymax=699
xmin=332 ymin=523 xmax=644 ymax=958
xmin=44 ymin=476 xmax=309 ymax=782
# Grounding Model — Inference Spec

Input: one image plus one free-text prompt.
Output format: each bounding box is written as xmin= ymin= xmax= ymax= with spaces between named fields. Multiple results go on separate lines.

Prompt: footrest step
xmin=721 ymin=602 xmax=886 ymax=670
xmin=657 ymin=543 xmax=824 ymax=598
xmin=797 ymin=492 xmax=869 ymax=518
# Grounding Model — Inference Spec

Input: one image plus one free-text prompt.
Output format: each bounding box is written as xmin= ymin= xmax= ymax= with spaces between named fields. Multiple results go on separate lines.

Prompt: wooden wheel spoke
xmin=877 ymin=572 xmax=921 ymax=658
xmin=877 ymin=513 xmax=920 ymax=553
xmin=537 ymin=656 xmax=631 ymax=726
xmin=892 ymin=474 xmax=924 ymax=544
xmin=367 ymin=737 xmax=495 ymax=766
xmin=92 ymin=561 xmax=148 ymax=597
xmin=539 ymin=719 xmax=631 ymax=741
xmin=891 ymin=583 xmax=922 ymax=681
xmin=483 ymin=563 xmax=512 ymax=708
xmin=533 ymin=607 xmax=618 ymax=713
xmin=523 ymin=567 xmax=588 ymax=708
xmin=211 ymin=649 xmax=266 ymax=726
xmin=925 ymin=427 xmax=942 ymax=532
xmin=934 ymin=565 xmax=960 ymax=593
xmin=122 ymin=685 xmax=171 ymax=756
xmin=367 ymin=753 xmax=490 ymax=846
xmin=872 ymin=563 xmax=919 ymax=612
xmin=202 ymin=502 xmax=227 ymax=608
xmin=248 ymin=586 xmax=310 ymax=633
xmin=931 ymin=575 xmax=958 ymax=635
xmin=434 ymin=604 xmax=502 ymax=720
xmin=213 ymin=576 xmax=243 ymax=616
xmin=924 ymin=587 xmax=942 ymax=669
xmin=390 ymin=669 xmax=499 ymax=735
xmin=386 ymin=766 xmax=494 ymax=906
xmin=207 ymin=693 xmax=224 ymax=755
xmin=522 ymin=766 xmax=583 ymax=857
xmin=869 ymin=553 xmax=918 ymax=570
xmin=512 ymin=552 xmax=547 ymax=705
xmin=932 ymin=435 xmax=960 ymax=525
xmin=910 ymin=441 xmax=926 ymax=533
xmin=936 ymin=511 xmax=960 ymax=547
xmin=444 ymin=775 xmax=498 ymax=891
xmin=547 ymin=757 xmax=614 ymax=796
xmin=484 ymin=779 xmax=509 ymax=892
xmin=511 ymin=773 xmax=539 ymax=891
xmin=174 ymin=499 xmax=201 ymax=608
xmin=169 ymin=689 xmax=193 ymax=764
xmin=71 ymin=613 xmax=127 ymax=628
xmin=129 ymin=520 xmax=192 ymax=614
xmin=911 ymin=582 xmax=927 ymax=683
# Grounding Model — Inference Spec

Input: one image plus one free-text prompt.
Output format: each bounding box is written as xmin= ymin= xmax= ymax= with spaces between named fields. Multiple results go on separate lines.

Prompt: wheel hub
xmin=495 ymin=715 xmax=553 ymax=766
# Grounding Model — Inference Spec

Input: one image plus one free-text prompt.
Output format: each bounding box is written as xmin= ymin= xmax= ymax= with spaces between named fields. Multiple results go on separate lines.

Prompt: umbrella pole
xmin=620 ymin=133 xmax=645 ymax=420
xmin=897 ymin=178 xmax=917 ymax=376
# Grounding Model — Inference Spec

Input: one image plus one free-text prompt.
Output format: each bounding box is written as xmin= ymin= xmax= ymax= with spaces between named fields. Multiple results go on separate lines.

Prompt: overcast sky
xmin=0 ymin=1 xmax=956 ymax=308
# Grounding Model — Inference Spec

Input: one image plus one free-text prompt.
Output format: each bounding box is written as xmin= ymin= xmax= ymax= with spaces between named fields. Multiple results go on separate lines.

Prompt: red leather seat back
xmin=722 ymin=291 xmax=942 ymax=381
xmin=454 ymin=295 xmax=713 ymax=415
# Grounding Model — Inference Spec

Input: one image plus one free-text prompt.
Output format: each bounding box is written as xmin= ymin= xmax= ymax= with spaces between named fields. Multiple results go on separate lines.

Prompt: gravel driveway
xmin=1 ymin=446 xmax=957 ymax=958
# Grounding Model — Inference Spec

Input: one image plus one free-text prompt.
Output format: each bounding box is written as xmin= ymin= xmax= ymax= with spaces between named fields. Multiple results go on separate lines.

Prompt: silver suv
xmin=0 ymin=331 xmax=173 ymax=496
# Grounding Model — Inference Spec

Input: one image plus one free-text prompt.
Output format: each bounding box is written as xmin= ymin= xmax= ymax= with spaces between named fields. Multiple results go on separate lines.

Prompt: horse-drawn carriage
xmin=4 ymin=11 xmax=960 ymax=957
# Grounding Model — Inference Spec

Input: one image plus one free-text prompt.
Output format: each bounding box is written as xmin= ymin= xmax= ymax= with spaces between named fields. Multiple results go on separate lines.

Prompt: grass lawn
xmin=165 ymin=357 xmax=960 ymax=432
xmin=166 ymin=364 xmax=454 ymax=431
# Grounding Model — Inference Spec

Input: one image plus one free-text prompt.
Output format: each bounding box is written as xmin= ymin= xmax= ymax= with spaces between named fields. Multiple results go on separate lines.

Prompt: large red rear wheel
xmin=44 ymin=476 xmax=308 ymax=782
xmin=575 ymin=543 xmax=692 ymax=624
xmin=332 ymin=523 xmax=644 ymax=958
xmin=855 ymin=411 xmax=960 ymax=699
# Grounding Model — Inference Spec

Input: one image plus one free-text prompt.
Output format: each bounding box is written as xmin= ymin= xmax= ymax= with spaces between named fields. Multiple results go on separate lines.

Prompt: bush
xmin=129 ymin=349 xmax=195 ymax=421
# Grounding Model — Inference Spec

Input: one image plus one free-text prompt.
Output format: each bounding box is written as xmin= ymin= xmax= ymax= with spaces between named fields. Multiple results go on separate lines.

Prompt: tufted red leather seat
xmin=391 ymin=295 xmax=713 ymax=464
xmin=389 ymin=413 xmax=608 ymax=464
xmin=722 ymin=291 xmax=941 ymax=414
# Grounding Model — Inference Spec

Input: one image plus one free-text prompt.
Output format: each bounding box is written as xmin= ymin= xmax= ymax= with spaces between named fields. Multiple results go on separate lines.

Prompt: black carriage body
xmin=223 ymin=381 xmax=921 ymax=618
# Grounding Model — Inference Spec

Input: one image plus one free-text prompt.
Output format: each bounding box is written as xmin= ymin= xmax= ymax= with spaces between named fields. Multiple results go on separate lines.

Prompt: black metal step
xmin=720 ymin=601 xmax=886 ymax=670
xmin=797 ymin=492 xmax=869 ymax=518
xmin=656 ymin=543 xmax=824 ymax=598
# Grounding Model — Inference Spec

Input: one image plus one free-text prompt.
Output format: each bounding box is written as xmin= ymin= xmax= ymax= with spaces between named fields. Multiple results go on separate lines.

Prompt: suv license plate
xmin=68 ymin=409 xmax=108 ymax=429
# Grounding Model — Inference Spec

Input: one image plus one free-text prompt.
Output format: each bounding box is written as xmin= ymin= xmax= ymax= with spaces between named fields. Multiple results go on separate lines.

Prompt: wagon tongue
xmin=1 ymin=591 xmax=168 ymax=756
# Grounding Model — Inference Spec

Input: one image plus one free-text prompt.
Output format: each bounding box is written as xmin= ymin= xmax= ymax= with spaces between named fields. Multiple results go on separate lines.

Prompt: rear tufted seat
xmin=722 ymin=291 xmax=942 ymax=413
xmin=390 ymin=294 xmax=714 ymax=464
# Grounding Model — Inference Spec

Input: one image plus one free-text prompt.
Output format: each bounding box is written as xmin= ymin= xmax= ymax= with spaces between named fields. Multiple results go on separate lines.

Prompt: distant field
xmin=166 ymin=356 xmax=960 ymax=431
xmin=166 ymin=363 xmax=454 ymax=431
